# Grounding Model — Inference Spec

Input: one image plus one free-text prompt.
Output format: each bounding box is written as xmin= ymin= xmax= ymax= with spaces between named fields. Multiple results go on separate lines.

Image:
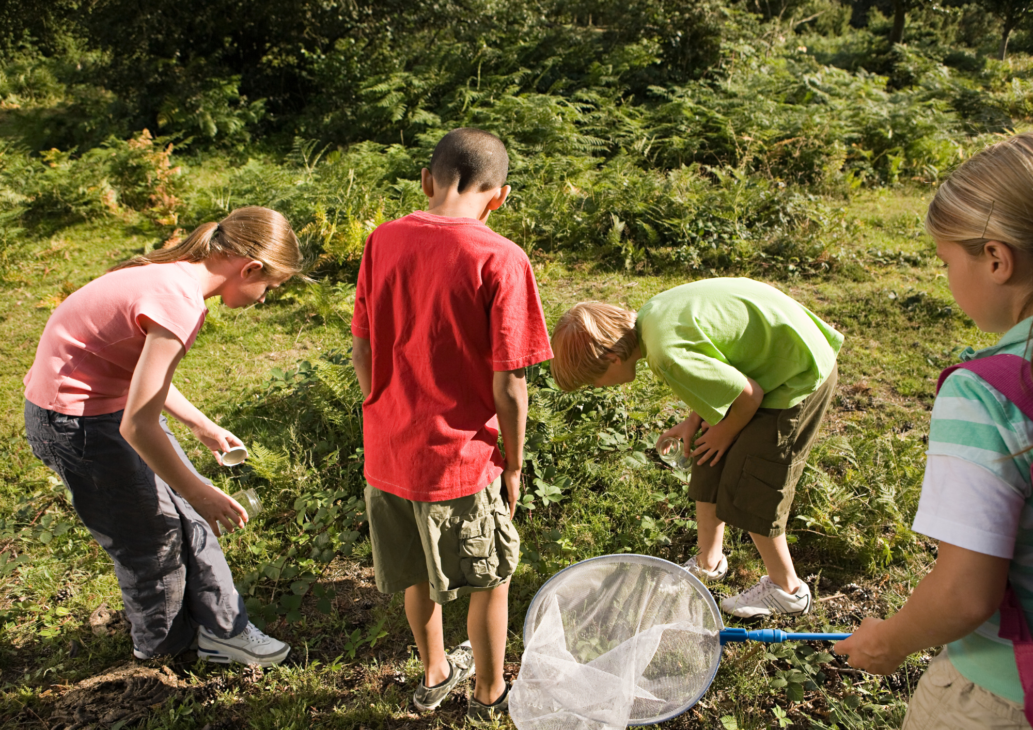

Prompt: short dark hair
xmin=429 ymin=128 xmax=509 ymax=193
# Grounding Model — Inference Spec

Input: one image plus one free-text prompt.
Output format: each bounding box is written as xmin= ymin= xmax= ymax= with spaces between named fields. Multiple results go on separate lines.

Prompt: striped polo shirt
xmin=917 ymin=317 xmax=1033 ymax=704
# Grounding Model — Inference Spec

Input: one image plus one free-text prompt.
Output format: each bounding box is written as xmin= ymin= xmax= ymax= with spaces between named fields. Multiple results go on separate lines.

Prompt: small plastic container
xmin=656 ymin=436 xmax=692 ymax=471
xmin=221 ymin=445 xmax=249 ymax=466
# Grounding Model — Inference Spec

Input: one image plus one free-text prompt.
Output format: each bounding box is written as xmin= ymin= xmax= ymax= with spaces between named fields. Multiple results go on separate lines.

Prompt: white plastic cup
xmin=656 ymin=436 xmax=692 ymax=471
xmin=221 ymin=445 xmax=249 ymax=466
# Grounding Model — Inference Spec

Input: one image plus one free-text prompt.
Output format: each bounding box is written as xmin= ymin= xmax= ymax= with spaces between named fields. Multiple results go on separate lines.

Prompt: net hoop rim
xmin=522 ymin=553 xmax=725 ymax=726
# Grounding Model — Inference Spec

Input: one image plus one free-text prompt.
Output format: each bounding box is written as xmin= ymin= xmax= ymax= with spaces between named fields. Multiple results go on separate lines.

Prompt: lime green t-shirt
xmin=636 ymin=278 xmax=844 ymax=424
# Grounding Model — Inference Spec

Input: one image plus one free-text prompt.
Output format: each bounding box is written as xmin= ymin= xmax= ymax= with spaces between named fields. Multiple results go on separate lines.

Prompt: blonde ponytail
xmin=111 ymin=207 xmax=303 ymax=279
xmin=926 ymin=133 xmax=1033 ymax=257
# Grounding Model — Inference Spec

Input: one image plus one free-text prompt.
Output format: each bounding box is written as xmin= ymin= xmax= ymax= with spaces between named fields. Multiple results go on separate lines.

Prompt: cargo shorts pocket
xmin=492 ymin=505 xmax=520 ymax=581
xmin=457 ymin=514 xmax=501 ymax=588
xmin=901 ymin=655 xmax=962 ymax=730
xmin=731 ymin=455 xmax=807 ymax=527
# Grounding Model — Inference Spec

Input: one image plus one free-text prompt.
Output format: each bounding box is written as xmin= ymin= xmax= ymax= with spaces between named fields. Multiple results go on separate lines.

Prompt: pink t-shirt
xmin=24 ymin=261 xmax=208 ymax=416
xmin=352 ymin=211 xmax=553 ymax=502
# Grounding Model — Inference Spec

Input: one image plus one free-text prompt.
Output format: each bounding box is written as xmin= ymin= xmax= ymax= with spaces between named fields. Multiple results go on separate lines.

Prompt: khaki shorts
xmin=902 ymin=651 xmax=1031 ymax=730
xmin=364 ymin=477 xmax=520 ymax=604
xmin=688 ymin=365 xmax=837 ymax=537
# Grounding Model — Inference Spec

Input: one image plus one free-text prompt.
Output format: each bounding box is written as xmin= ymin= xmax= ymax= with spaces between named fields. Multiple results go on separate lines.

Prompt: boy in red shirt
xmin=351 ymin=128 xmax=552 ymax=722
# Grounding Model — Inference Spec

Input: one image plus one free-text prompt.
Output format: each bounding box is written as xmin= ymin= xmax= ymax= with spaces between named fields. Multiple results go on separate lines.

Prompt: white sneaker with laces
xmin=682 ymin=554 xmax=728 ymax=582
xmin=720 ymin=576 xmax=811 ymax=618
xmin=197 ymin=622 xmax=291 ymax=667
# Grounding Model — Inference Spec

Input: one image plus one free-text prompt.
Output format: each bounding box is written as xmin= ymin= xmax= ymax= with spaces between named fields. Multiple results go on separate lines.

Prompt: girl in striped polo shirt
xmin=836 ymin=133 xmax=1033 ymax=729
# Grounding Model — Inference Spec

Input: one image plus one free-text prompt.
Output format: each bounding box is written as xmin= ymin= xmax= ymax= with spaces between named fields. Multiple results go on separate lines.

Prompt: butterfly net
xmin=510 ymin=555 xmax=722 ymax=729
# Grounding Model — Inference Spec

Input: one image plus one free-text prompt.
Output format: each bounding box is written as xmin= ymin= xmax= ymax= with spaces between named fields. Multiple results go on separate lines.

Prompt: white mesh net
xmin=511 ymin=556 xmax=722 ymax=729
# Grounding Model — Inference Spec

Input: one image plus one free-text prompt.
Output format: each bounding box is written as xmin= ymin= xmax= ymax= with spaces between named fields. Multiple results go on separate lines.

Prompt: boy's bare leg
xmin=695 ymin=501 xmax=726 ymax=571
xmin=406 ymin=582 xmax=450 ymax=686
xmin=468 ymin=581 xmax=509 ymax=705
xmin=750 ymin=533 xmax=801 ymax=594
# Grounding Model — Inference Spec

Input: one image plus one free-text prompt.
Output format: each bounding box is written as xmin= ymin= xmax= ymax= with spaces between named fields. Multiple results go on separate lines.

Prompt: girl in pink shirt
xmin=24 ymin=206 xmax=301 ymax=665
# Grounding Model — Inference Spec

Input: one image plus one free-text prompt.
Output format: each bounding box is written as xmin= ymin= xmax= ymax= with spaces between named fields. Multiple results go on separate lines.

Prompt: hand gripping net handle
xmin=720 ymin=628 xmax=852 ymax=645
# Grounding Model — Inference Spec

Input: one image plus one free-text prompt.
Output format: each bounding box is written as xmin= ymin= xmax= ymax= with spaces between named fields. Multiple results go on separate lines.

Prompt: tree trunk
xmin=890 ymin=0 xmax=907 ymax=45
xmin=1001 ymin=26 xmax=1012 ymax=61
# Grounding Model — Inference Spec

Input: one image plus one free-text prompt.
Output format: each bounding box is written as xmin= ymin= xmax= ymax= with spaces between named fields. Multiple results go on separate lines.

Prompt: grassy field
xmin=0 ymin=180 xmax=1000 ymax=729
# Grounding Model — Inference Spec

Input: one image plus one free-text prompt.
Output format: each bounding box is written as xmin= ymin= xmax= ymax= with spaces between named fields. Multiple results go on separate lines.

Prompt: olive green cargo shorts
xmin=688 ymin=365 xmax=838 ymax=537
xmin=364 ymin=477 xmax=520 ymax=604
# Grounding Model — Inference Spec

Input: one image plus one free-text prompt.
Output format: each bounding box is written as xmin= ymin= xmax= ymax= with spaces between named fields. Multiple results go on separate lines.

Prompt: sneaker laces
xmin=735 ymin=578 xmax=775 ymax=603
xmin=450 ymin=644 xmax=474 ymax=671
xmin=240 ymin=623 xmax=274 ymax=645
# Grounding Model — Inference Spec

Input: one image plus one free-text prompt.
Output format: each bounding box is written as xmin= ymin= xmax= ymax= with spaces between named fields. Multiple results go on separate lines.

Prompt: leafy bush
xmin=0 ymin=130 xmax=184 ymax=229
xmin=794 ymin=433 xmax=926 ymax=569
xmin=0 ymin=44 xmax=129 ymax=152
xmin=157 ymin=74 xmax=265 ymax=147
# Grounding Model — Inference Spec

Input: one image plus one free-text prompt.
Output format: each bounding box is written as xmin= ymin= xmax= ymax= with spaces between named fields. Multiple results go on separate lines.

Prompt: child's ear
xmin=242 ymin=260 xmax=264 ymax=278
xmin=486 ymin=185 xmax=511 ymax=211
xmin=985 ymin=240 xmax=1018 ymax=283
xmin=421 ymin=168 xmax=435 ymax=198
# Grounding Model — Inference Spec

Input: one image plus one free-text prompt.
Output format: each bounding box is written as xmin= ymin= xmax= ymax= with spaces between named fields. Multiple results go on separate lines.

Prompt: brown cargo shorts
xmin=364 ymin=477 xmax=520 ymax=604
xmin=902 ymin=651 xmax=1031 ymax=730
xmin=688 ymin=364 xmax=838 ymax=537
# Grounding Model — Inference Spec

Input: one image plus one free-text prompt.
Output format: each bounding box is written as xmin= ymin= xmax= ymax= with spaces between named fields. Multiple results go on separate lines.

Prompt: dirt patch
xmin=324 ymin=558 xmax=387 ymax=628
xmin=48 ymin=663 xmax=187 ymax=730
xmin=812 ymin=579 xmax=892 ymax=626
xmin=38 ymin=661 xmax=247 ymax=730
xmin=835 ymin=381 xmax=875 ymax=414
xmin=88 ymin=602 xmax=129 ymax=637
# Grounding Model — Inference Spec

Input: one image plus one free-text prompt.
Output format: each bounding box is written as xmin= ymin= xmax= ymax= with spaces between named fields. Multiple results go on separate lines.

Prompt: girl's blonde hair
xmin=111 ymin=206 xmax=303 ymax=279
xmin=926 ymin=132 xmax=1033 ymax=258
xmin=551 ymin=302 xmax=638 ymax=391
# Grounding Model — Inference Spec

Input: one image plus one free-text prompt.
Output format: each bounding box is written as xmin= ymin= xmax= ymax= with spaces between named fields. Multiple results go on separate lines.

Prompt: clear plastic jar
xmin=218 ymin=488 xmax=263 ymax=536
xmin=230 ymin=488 xmax=263 ymax=520
xmin=656 ymin=436 xmax=692 ymax=471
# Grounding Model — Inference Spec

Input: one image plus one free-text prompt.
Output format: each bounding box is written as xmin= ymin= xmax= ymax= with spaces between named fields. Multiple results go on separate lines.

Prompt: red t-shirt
xmin=352 ymin=210 xmax=553 ymax=502
xmin=24 ymin=261 xmax=207 ymax=416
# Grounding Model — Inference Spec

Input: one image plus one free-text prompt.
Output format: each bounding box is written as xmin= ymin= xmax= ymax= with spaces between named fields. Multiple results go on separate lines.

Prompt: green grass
xmin=0 ymin=185 xmax=998 ymax=729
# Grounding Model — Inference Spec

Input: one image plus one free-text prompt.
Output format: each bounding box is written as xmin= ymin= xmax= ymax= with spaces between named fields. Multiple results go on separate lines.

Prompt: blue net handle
xmin=719 ymin=628 xmax=851 ymax=645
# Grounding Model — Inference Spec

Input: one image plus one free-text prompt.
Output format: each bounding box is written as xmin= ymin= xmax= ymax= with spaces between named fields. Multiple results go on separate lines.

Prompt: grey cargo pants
xmin=24 ymin=401 xmax=248 ymax=657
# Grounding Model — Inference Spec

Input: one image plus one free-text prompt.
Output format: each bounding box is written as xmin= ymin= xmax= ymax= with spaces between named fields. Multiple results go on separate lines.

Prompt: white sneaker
xmin=197 ymin=623 xmax=291 ymax=667
xmin=720 ymin=576 xmax=811 ymax=618
xmin=683 ymin=554 xmax=728 ymax=582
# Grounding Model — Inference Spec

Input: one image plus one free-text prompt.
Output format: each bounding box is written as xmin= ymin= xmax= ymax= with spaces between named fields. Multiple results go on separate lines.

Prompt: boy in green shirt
xmin=550 ymin=278 xmax=843 ymax=616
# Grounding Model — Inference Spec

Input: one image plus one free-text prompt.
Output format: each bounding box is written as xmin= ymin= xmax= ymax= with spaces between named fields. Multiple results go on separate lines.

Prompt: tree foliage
xmin=978 ymin=0 xmax=1033 ymax=58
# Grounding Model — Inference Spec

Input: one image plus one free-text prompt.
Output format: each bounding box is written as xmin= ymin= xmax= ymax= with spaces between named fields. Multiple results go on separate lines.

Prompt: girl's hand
xmin=190 ymin=421 xmax=244 ymax=465
xmin=658 ymin=413 xmax=703 ymax=457
xmin=834 ymin=617 xmax=907 ymax=675
xmin=188 ymin=482 xmax=248 ymax=536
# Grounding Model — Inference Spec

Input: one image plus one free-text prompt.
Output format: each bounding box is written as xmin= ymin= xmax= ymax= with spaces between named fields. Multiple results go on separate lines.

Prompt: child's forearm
xmin=836 ymin=543 xmax=1010 ymax=674
xmin=164 ymin=383 xmax=209 ymax=431
xmin=718 ymin=376 xmax=764 ymax=436
xmin=493 ymin=368 xmax=528 ymax=470
xmin=691 ymin=377 xmax=763 ymax=465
